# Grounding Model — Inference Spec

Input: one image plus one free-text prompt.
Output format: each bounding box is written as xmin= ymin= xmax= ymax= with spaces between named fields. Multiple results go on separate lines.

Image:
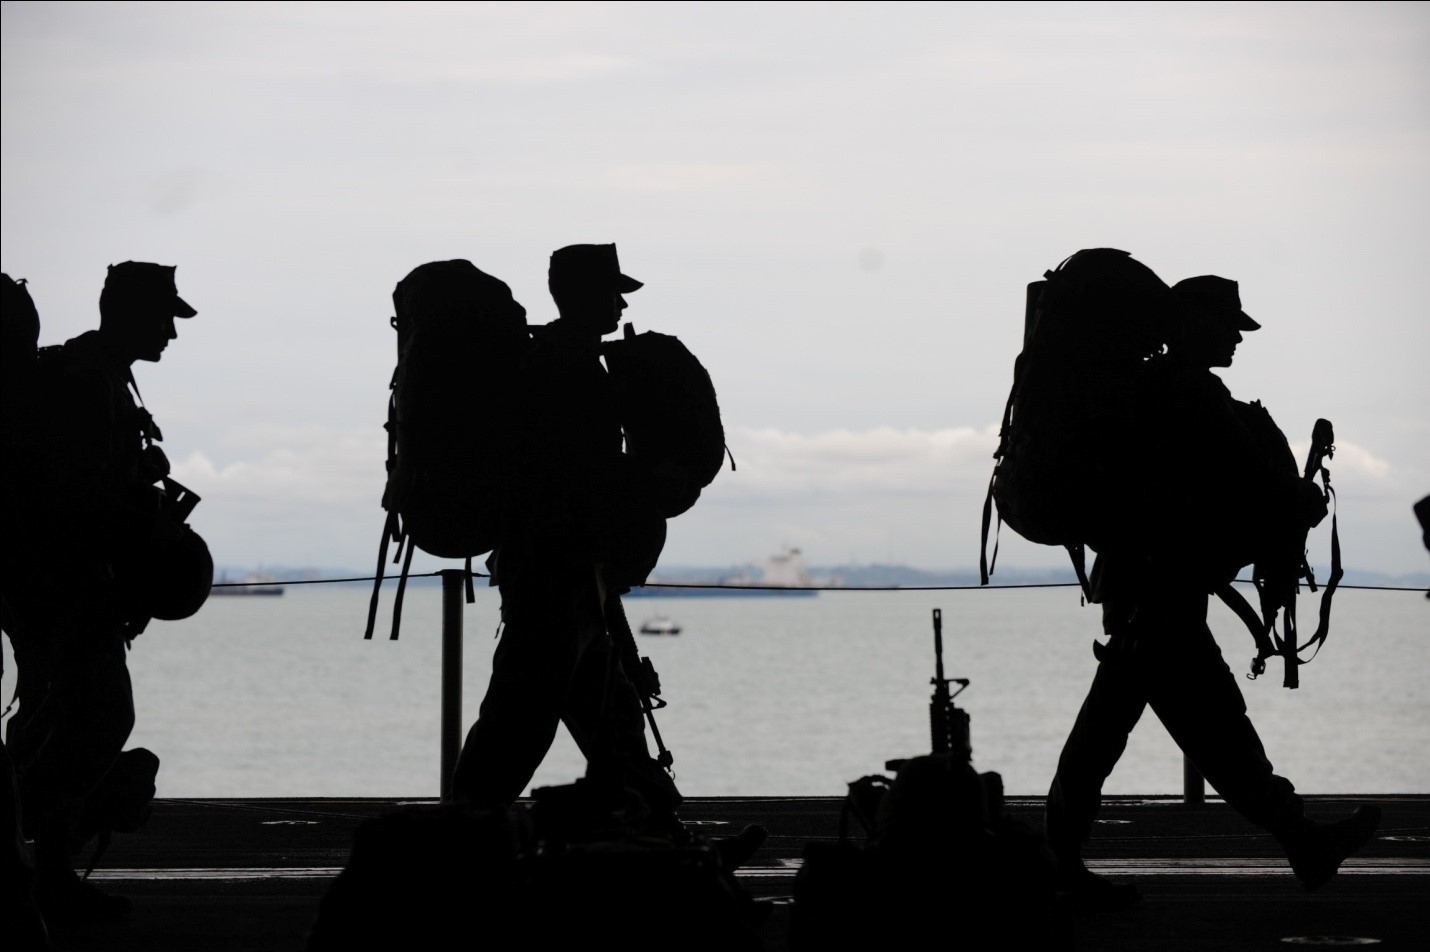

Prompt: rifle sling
xmin=1303 ymin=488 xmax=1342 ymax=664
xmin=1216 ymin=582 xmax=1276 ymax=664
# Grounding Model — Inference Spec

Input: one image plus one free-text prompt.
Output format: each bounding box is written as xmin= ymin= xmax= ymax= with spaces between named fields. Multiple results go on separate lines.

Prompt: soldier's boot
xmin=1282 ymin=804 xmax=1382 ymax=891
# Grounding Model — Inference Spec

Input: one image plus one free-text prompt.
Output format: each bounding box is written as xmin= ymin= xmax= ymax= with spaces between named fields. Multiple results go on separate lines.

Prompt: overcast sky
xmin=3 ymin=1 xmax=1427 ymax=575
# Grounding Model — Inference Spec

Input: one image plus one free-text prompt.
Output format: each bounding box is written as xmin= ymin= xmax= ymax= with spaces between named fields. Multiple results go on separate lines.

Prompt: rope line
xmin=215 ymin=574 xmax=1427 ymax=594
xmin=211 ymin=572 xmax=443 ymax=588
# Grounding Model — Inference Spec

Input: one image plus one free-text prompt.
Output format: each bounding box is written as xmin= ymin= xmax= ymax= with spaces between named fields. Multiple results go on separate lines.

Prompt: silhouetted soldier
xmin=2 ymin=262 xmax=195 ymax=921
xmin=451 ymin=244 xmax=685 ymax=834
xmin=1044 ymin=275 xmax=1380 ymax=905
xmin=1 ymin=273 xmax=50 ymax=947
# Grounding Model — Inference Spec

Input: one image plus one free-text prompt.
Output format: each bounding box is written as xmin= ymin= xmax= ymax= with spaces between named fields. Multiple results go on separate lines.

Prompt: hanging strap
xmin=363 ymin=511 xmax=398 ymax=640
xmin=979 ymin=466 xmax=1001 ymax=586
xmin=979 ymin=360 xmax=1023 ymax=586
xmin=1216 ymin=582 xmax=1277 ymax=679
xmin=1066 ymin=543 xmax=1091 ymax=601
xmin=1297 ymin=469 xmax=1342 ymax=667
xmin=388 ymin=536 xmax=415 ymax=641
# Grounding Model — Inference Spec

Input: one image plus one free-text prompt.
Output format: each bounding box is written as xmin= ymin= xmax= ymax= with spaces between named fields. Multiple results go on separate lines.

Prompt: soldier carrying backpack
xmin=446 ymin=244 xmax=685 ymax=825
xmin=369 ymin=245 xmax=756 ymax=866
xmin=982 ymin=251 xmax=1379 ymax=905
xmin=2 ymin=262 xmax=208 ymax=923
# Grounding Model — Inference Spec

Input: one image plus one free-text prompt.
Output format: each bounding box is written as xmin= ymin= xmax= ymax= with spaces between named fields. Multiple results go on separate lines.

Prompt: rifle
xmin=603 ymin=592 xmax=675 ymax=773
xmin=1246 ymin=418 xmax=1341 ymax=689
xmin=886 ymin=608 xmax=971 ymax=770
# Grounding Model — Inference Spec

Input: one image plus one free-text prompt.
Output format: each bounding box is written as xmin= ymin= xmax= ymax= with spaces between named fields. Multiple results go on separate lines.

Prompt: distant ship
xmin=211 ymin=571 xmax=285 ymax=596
xmin=626 ymin=547 xmax=825 ymax=598
xmin=638 ymin=614 xmax=682 ymax=635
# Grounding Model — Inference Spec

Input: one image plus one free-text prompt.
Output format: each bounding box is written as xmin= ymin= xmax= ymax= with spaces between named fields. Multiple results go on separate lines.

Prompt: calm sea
xmin=3 ymin=583 xmax=1426 ymax=799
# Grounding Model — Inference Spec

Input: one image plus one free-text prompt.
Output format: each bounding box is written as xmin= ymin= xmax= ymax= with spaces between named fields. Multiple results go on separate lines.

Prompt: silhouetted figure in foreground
xmin=2 ymin=273 xmax=51 ymax=946
xmin=451 ymin=244 xmax=687 ymax=834
xmin=1045 ymin=275 xmax=1380 ymax=906
xmin=309 ymin=790 xmax=766 ymax=952
xmin=2 ymin=263 xmax=199 ymax=923
xmin=794 ymin=757 xmax=1055 ymax=950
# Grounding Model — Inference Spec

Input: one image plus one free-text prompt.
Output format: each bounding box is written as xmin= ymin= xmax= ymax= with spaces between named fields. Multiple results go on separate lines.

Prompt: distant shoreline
xmin=212 ymin=563 xmax=1430 ymax=591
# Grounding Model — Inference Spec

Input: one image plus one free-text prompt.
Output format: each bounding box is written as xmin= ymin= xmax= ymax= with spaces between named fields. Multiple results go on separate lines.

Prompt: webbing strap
xmin=980 ymin=366 xmax=1021 ymax=586
xmin=1216 ymin=582 xmax=1276 ymax=673
xmin=362 ymin=511 xmax=397 ymax=640
xmin=1302 ymin=485 xmax=1342 ymax=665
xmin=1280 ymin=587 xmax=1300 ymax=689
xmin=1066 ymin=543 xmax=1091 ymax=601
xmin=389 ymin=539 xmax=415 ymax=641
xmin=979 ymin=466 xmax=1001 ymax=585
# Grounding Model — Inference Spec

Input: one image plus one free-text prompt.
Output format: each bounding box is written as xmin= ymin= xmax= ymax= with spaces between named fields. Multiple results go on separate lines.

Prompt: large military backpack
xmin=364 ymin=260 xmax=530 ymax=640
xmin=979 ymin=248 xmax=1176 ymax=590
xmin=602 ymin=323 xmax=729 ymax=519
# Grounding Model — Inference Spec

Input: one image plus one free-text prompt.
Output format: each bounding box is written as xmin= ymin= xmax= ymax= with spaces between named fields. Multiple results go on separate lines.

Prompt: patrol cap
xmin=103 ymin=261 xmax=197 ymax=318
xmin=548 ymin=244 xmax=642 ymax=295
xmin=1171 ymin=275 xmax=1258 ymax=331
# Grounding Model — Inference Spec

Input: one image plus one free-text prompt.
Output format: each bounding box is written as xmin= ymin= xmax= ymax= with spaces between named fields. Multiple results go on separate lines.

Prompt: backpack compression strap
xmin=979 ymin=466 xmax=1001 ymax=586
xmin=979 ymin=359 xmax=1023 ymax=586
xmin=363 ymin=510 xmax=398 ymax=640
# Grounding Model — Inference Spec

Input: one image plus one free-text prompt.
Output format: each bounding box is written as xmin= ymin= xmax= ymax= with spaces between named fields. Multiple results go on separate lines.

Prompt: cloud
xmin=168 ymin=426 xmax=386 ymax=566
xmin=716 ymin=425 xmax=1000 ymax=498
xmin=172 ymin=425 xmax=384 ymax=504
xmin=1289 ymin=438 xmax=1393 ymax=482
xmin=159 ymin=421 xmax=1426 ymax=574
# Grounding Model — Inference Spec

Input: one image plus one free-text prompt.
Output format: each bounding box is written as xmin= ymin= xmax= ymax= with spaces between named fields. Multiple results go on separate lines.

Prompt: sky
xmin=3 ymin=1 xmax=1428 ymax=576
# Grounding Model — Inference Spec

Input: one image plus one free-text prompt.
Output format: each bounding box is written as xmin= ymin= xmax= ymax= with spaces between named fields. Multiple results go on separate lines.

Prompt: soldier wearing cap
xmin=1171 ymin=275 xmax=1260 ymax=368
xmin=1045 ymin=270 xmax=1378 ymax=906
xmin=3 ymin=261 xmax=198 ymax=921
xmin=453 ymin=244 xmax=686 ymax=834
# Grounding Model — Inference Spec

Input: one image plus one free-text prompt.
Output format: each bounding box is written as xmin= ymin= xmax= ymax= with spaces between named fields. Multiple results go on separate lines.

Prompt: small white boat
xmin=639 ymin=615 xmax=682 ymax=636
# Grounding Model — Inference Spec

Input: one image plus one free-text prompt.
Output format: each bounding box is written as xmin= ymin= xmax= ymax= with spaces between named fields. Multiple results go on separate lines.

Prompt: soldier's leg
xmin=1143 ymin=596 xmax=1306 ymax=839
xmin=1045 ymin=631 xmax=1149 ymax=867
xmin=7 ymin=606 xmax=136 ymax=922
xmin=7 ymin=621 xmax=134 ymax=835
xmin=561 ymin=629 xmax=681 ymax=819
xmin=451 ymin=579 xmax=591 ymax=807
xmin=1146 ymin=604 xmax=1381 ymax=888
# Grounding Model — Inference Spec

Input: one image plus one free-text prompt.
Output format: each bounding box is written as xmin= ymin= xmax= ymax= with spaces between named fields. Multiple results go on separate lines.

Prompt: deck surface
xmin=34 ymin=794 xmax=1430 ymax=951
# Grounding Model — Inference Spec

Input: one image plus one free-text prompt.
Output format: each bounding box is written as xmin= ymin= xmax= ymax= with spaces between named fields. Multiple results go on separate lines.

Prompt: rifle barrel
xmin=933 ymin=608 xmax=945 ymax=683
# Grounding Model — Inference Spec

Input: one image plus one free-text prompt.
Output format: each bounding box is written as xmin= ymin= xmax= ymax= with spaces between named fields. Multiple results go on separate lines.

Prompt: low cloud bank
xmin=168 ymin=423 xmax=1425 ymax=575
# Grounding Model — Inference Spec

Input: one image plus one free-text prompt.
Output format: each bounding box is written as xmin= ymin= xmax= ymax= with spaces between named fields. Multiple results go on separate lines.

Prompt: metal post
xmin=1183 ymin=755 xmax=1205 ymax=806
xmin=439 ymin=569 xmax=464 ymax=801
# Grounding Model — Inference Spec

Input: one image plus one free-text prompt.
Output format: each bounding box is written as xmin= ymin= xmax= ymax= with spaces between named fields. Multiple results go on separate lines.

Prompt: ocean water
xmin=2 ymin=583 xmax=1426 ymax=800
